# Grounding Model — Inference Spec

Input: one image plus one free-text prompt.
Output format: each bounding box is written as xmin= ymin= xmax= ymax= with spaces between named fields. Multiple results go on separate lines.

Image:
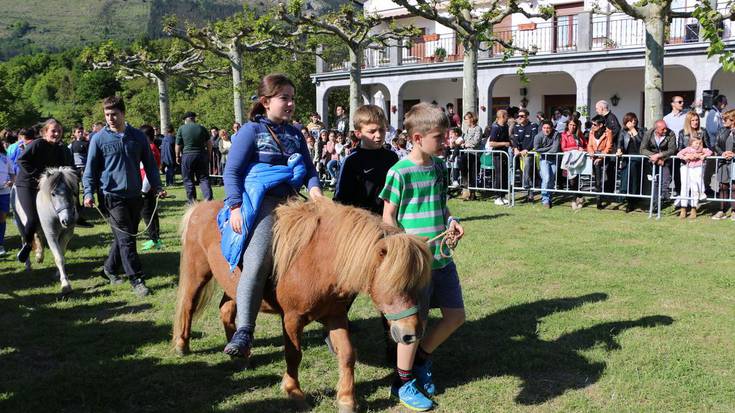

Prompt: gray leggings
xmin=235 ymin=195 xmax=282 ymax=330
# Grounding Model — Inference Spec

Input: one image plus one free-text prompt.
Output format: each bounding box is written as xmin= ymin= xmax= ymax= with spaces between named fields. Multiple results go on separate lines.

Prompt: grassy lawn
xmin=1 ymin=185 xmax=733 ymax=412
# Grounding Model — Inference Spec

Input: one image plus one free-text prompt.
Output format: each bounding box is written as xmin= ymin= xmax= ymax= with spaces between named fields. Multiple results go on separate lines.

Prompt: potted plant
xmin=603 ymin=38 xmax=617 ymax=49
xmin=434 ymin=47 xmax=447 ymax=62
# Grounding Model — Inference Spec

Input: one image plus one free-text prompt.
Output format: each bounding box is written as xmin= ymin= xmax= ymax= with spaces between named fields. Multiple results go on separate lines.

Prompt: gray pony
xmin=36 ymin=167 xmax=78 ymax=295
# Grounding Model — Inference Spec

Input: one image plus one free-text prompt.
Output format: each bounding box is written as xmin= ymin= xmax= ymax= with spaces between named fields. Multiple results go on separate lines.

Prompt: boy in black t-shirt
xmin=333 ymin=105 xmax=398 ymax=216
xmin=332 ymin=104 xmax=399 ymax=362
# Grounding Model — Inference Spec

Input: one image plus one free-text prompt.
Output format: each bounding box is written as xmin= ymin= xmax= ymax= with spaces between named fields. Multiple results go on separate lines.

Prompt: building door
xmin=491 ymin=97 xmax=511 ymax=119
xmin=554 ymin=3 xmax=584 ymax=52
xmin=543 ymin=94 xmax=576 ymax=118
xmin=663 ymin=91 xmax=696 ymax=114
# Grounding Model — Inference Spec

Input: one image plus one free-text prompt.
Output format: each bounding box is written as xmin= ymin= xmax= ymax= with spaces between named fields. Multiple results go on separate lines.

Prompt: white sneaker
xmin=0 ymin=246 xmax=6 ymax=256
xmin=494 ymin=197 xmax=505 ymax=206
xmin=450 ymin=180 xmax=460 ymax=188
xmin=330 ymin=178 xmax=336 ymax=186
xmin=502 ymin=197 xmax=509 ymax=205
xmin=712 ymin=211 xmax=727 ymax=220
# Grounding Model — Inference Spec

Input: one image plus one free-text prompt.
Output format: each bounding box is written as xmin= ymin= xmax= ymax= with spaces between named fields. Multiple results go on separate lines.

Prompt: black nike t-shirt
xmin=333 ymin=147 xmax=399 ymax=215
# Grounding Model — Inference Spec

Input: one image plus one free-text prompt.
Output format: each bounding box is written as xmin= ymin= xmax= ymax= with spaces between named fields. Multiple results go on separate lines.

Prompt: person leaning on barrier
xmin=587 ymin=115 xmax=615 ymax=209
xmin=533 ymin=120 xmax=561 ymax=208
xmin=512 ymin=108 xmax=539 ymax=202
xmin=486 ymin=109 xmax=511 ymax=205
xmin=616 ymin=112 xmax=645 ymax=212
xmin=561 ymin=119 xmax=587 ymax=210
xmin=460 ymin=112 xmax=482 ymax=200
xmin=640 ymin=120 xmax=677 ymax=205
xmin=711 ymin=109 xmax=735 ymax=220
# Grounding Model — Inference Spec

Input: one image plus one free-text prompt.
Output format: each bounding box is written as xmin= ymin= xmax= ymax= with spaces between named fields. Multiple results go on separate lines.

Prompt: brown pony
xmin=173 ymin=197 xmax=432 ymax=412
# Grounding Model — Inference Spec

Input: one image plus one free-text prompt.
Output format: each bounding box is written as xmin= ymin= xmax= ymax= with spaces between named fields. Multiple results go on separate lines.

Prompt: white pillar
xmin=574 ymin=69 xmax=596 ymax=124
xmin=387 ymin=82 xmax=404 ymax=130
xmin=316 ymin=85 xmax=329 ymax=127
xmin=477 ymin=77 xmax=490 ymax=130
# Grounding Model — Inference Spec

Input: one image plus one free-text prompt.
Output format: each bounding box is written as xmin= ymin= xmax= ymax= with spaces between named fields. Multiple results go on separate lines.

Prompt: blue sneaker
xmin=413 ymin=360 xmax=436 ymax=396
xmin=223 ymin=327 xmax=253 ymax=358
xmin=394 ymin=379 xmax=434 ymax=411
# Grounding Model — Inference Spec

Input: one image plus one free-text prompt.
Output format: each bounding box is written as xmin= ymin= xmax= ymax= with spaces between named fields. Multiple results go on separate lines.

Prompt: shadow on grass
xmin=0 ymin=282 xmax=283 ymax=413
xmin=339 ymin=293 xmax=674 ymax=407
xmin=461 ymin=213 xmax=510 ymax=222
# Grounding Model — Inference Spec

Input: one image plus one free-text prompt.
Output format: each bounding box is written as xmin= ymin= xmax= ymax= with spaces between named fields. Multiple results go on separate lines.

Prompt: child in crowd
xmin=323 ymin=130 xmax=339 ymax=186
xmin=676 ymin=137 xmax=712 ymax=219
xmin=380 ymin=102 xmax=466 ymax=411
xmin=447 ymin=128 xmax=462 ymax=187
xmin=139 ymin=125 xmax=164 ymax=250
xmin=396 ymin=137 xmax=409 ymax=159
xmin=316 ymin=129 xmax=328 ymax=180
xmin=0 ymin=140 xmax=13 ymax=255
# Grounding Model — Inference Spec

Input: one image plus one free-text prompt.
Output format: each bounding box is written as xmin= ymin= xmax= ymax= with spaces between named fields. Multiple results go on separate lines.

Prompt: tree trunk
xmin=643 ymin=15 xmax=665 ymax=128
xmin=156 ymin=75 xmax=171 ymax=134
xmin=348 ymin=46 xmax=363 ymax=132
xmin=230 ymin=46 xmax=244 ymax=124
xmin=462 ymin=36 xmax=479 ymax=123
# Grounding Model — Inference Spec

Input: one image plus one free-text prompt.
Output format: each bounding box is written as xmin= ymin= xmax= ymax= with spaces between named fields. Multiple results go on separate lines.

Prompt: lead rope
xmin=93 ymin=196 xmax=161 ymax=237
xmin=426 ymin=229 xmax=459 ymax=258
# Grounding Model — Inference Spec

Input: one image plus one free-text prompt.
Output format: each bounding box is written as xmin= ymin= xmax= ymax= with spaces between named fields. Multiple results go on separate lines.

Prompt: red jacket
xmin=140 ymin=143 xmax=161 ymax=180
xmin=561 ymin=131 xmax=587 ymax=152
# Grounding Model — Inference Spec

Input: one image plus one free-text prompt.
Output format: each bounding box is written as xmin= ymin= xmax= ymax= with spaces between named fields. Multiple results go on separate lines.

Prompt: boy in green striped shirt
xmin=380 ymin=102 xmax=466 ymax=411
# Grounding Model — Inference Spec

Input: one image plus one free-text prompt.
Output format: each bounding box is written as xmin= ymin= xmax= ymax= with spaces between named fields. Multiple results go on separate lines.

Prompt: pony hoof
xmin=337 ymin=402 xmax=357 ymax=413
xmin=59 ymin=287 xmax=72 ymax=300
xmin=174 ymin=344 xmax=190 ymax=356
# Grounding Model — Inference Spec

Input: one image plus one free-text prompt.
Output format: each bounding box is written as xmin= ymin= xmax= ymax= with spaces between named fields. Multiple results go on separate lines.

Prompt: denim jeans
xmin=539 ymin=158 xmax=556 ymax=204
xmin=327 ymin=159 xmax=340 ymax=180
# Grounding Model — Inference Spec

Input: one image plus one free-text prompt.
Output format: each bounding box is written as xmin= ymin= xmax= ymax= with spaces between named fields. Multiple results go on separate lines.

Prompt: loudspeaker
xmin=703 ymin=89 xmax=719 ymax=110
xmin=520 ymin=87 xmax=528 ymax=96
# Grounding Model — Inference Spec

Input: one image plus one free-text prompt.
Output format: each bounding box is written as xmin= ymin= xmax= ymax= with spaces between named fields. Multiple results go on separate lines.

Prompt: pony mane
xmin=272 ymin=198 xmax=432 ymax=296
xmin=38 ymin=167 xmax=79 ymax=197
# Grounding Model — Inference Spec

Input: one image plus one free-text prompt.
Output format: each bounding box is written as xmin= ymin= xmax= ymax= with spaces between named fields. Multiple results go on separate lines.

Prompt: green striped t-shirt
xmin=379 ymin=156 xmax=451 ymax=269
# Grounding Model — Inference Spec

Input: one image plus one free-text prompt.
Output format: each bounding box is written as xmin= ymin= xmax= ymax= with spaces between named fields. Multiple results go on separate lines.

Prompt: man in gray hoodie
xmin=533 ymin=120 xmax=561 ymax=208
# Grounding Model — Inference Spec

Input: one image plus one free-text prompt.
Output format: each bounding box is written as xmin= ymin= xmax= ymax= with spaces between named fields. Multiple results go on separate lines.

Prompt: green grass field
xmin=1 ymin=185 xmax=734 ymax=412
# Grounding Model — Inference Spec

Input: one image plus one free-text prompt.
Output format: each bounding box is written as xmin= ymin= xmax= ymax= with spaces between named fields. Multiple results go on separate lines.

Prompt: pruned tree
xmin=82 ymin=39 xmax=223 ymax=132
xmin=278 ymin=0 xmax=420 ymax=130
xmin=603 ymin=0 xmax=733 ymax=127
xmin=163 ymin=9 xmax=295 ymax=124
xmin=391 ymin=0 xmax=553 ymax=119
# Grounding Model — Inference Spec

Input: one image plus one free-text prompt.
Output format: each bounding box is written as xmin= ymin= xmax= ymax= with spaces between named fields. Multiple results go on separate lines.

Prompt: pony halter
xmin=383 ymin=306 xmax=418 ymax=321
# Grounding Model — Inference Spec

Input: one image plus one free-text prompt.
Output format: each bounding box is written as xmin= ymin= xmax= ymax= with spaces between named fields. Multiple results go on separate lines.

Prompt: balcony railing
xmin=319 ymin=7 xmax=733 ymax=73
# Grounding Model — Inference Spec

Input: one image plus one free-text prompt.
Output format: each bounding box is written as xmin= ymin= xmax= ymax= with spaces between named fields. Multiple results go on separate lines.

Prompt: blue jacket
xmin=83 ymin=124 xmax=162 ymax=200
xmin=223 ymin=116 xmax=319 ymax=208
xmin=160 ymin=134 xmax=176 ymax=166
xmin=218 ymin=153 xmax=307 ymax=271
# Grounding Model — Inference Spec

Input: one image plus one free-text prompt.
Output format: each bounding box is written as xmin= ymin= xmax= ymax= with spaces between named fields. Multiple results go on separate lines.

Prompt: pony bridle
xmin=383 ymin=306 xmax=418 ymax=321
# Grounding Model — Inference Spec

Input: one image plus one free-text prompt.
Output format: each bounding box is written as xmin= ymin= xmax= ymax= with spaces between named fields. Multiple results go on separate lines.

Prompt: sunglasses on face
xmin=518 ymin=114 xmax=527 ymax=118
xmin=674 ymin=100 xmax=684 ymax=104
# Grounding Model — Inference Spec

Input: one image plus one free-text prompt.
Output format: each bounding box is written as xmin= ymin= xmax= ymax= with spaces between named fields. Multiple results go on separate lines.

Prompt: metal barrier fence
xmin=666 ymin=155 xmax=735 ymax=215
xmin=456 ymin=150 xmax=667 ymax=218
xmin=459 ymin=149 xmax=513 ymax=201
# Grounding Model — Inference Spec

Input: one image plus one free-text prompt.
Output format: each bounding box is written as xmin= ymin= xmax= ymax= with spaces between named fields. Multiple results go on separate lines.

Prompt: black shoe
xmin=76 ymin=217 xmax=94 ymax=228
xmin=16 ymin=243 xmax=31 ymax=263
xmin=131 ymin=278 xmax=150 ymax=297
xmin=101 ymin=269 xmax=123 ymax=285
xmin=224 ymin=327 xmax=253 ymax=358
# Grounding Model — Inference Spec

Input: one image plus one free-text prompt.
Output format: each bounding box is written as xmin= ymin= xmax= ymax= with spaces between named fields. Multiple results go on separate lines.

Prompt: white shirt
xmin=663 ymin=110 xmax=687 ymax=138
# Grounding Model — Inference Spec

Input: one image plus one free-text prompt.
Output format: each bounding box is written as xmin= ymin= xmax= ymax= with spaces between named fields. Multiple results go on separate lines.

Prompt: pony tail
xmin=249 ymin=102 xmax=266 ymax=122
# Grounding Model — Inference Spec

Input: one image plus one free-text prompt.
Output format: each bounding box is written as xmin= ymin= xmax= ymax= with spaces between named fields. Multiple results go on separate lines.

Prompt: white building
xmin=312 ymin=0 xmax=735 ymax=130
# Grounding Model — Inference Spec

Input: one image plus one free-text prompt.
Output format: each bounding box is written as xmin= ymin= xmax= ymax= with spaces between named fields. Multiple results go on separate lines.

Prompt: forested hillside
xmin=0 ymin=0 xmax=342 ymax=60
